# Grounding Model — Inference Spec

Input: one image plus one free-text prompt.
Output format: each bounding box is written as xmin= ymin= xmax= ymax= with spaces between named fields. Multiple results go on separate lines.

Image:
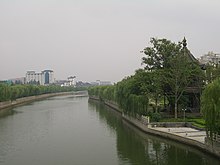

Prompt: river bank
xmin=89 ymin=96 xmax=220 ymax=159
xmin=0 ymin=91 xmax=85 ymax=111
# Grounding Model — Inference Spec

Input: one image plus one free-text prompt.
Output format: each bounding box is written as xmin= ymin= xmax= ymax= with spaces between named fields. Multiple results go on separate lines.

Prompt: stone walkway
xmin=150 ymin=127 xmax=206 ymax=143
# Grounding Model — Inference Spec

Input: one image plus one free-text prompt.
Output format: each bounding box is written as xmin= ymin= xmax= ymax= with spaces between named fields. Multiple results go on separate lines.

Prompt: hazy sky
xmin=1 ymin=0 xmax=220 ymax=83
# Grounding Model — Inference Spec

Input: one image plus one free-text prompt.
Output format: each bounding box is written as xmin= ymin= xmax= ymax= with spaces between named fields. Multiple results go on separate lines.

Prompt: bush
xmin=151 ymin=112 xmax=161 ymax=122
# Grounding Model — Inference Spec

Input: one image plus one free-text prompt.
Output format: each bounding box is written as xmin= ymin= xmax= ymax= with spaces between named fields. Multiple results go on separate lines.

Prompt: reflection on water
xmin=0 ymin=108 xmax=17 ymax=118
xmin=89 ymin=100 xmax=220 ymax=165
xmin=0 ymin=96 xmax=219 ymax=165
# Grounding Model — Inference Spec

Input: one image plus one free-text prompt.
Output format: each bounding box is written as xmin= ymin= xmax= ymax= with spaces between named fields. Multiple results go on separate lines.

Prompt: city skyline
xmin=1 ymin=0 xmax=220 ymax=83
xmin=4 ymin=69 xmax=111 ymax=84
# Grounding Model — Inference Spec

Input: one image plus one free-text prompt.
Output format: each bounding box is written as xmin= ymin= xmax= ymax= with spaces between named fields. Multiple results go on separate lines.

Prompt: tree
xmin=163 ymin=51 xmax=203 ymax=118
xmin=201 ymin=78 xmax=220 ymax=141
xmin=135 ymin=69 xmax=163 ymax=112
xmin=142 ymin=38 xmax=204 ymax=118
xmin=142 ymin=38 xmax=182 ymax=71
xmin=149 ymin=70 xmax=164 ymax=113
xmin=0 ymin=84 xmax=11 ymax=101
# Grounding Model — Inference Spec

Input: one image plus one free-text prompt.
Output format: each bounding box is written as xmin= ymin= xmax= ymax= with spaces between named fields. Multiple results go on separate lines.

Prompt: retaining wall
xmin=88 ymin=96 xmax=220 ymax=158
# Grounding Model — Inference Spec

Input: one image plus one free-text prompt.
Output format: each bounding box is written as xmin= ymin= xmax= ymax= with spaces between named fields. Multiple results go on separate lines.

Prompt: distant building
xmin=59 ymin=76 xmax=76 ymax=87
xmin=55 ymin=76 xmax=76 ymax=87
xmin=0 ymin=80 xmax=8 ymax=84
xmin=67 ymin=76 xmax=76 ymax=86
xmin=75 ymin=81 xmax=92 ymax=87
xmin=9 ymin=77 xmax=25 ymax=84
xmin=90 ymin=80 xmax=112 ymax=86
xmin=55 ymin=80 xmax=68 ymax=86
xmin=25 ymin=70 xmax=55 ymax=85
xmin=198 ymin=51 xmax=220 ymax=65
xmin=43 ymin=70 xmax=55 ymax=85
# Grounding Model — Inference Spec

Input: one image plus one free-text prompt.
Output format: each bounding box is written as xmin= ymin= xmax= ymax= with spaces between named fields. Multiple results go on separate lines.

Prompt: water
xmin=0 ymin=95 xmax=219 ymax=165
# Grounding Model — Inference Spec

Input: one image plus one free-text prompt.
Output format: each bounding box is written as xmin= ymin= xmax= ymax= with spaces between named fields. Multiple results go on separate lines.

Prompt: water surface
xmin=0 ymin=95 xmax=219 ymax=165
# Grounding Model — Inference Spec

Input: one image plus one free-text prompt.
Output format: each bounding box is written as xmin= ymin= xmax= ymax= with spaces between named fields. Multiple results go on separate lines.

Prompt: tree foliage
xmin=163 ymin=52 xmax=204 ymax=118
xmin=142 ymin=38 xmax=204 ymax=118
xmin=142 ymin=38 xmax=182 ymax=70
xmin=115 ymin=75 xmax=149 ymax=116
xmin=88 ymin=74 xmax=149 ymax=117
xmin=89 ymin=37 xmax=205 ymax=120
xmin=201 ymin=78 xmax=220 ymax=141
xmin=0 ymin=83 xmax=79 ymax=102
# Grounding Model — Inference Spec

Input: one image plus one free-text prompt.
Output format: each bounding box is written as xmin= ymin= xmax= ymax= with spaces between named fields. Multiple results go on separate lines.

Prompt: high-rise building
xmin=25 ymin=70 xmax=55 ymax=85
xmin=42 ymin=70 xmax=54 ymax=85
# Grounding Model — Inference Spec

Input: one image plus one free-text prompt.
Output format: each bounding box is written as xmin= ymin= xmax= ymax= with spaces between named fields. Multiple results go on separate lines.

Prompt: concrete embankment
xmin=0 ymin=92 xmax=77 ymax=110
xmin=89 ymin=96 xmax=220 ymax=158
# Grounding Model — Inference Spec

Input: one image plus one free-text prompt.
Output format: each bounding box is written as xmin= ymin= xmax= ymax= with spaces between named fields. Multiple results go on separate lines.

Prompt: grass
xmin=160 ymin=117 xmax=206 ymax=129
xmin=188 ymin=118 xmax=206 ymax=128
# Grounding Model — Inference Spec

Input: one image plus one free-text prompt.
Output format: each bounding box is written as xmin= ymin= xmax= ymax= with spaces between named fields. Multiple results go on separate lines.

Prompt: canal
xmin=0 ymin=95 xmax=219 ymax=165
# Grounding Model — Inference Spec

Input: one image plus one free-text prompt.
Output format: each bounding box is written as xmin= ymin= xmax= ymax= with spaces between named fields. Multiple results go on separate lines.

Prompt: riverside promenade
xmin=150 ymin=127 xmax=206 ymax=143
xmin=95 ymin=98 xmax=220 ymax=158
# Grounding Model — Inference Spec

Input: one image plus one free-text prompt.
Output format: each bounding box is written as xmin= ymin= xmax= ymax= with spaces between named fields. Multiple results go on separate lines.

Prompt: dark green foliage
xmin=201 ymin=78 xmax=220 ymax=141
xmin=0 ymin=84 xmax=77 ymax=102
xmin=115 ymin=76 xmax=149 ymax=116
xmin=90 ymin=37 xmax=205 ymax=120
xmin=0 ymin=84 xmax=11 ymax=102
xmin=142 ymin=38 xmax=204 ymax=118
xmin=142 ymin=38 xmax=182 ymax=70
xmin=150 ymin=112 xmax=162 ymax=122
xmin=88 ymin=76 xmax=149 ymax=117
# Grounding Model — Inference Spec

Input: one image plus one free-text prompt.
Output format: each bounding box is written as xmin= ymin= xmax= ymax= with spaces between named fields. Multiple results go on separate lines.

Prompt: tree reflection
xmin=88 ymin=100 xmax=220 ymax=165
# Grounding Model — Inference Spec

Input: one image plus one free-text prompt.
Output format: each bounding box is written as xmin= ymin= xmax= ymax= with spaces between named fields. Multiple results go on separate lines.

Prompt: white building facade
xmin=199 ymin=51 xmax=220 ymax=65
xmin=60 ymin=76 xmax=76 ymax=87
xmin=90 ymin=80 xmax=112 ymax=86
xmin=25 ymin=70 xmax=55 ymax=85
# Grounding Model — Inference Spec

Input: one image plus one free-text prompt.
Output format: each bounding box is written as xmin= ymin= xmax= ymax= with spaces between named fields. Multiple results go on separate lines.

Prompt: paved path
xmin=150 ymin=127 xmax=206 ymax=143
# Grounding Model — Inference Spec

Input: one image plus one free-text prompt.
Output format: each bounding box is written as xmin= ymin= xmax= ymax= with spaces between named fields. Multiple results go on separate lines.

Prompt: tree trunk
xmin=174 ymin=97 xmax=178 ymax=119
xmin=175 ymin=77 xmax=178 ymax=119
xmin=163 ymin=94 xmax=166 ymax=109
xmin=155 ymin=97 xmax=158 ymax=113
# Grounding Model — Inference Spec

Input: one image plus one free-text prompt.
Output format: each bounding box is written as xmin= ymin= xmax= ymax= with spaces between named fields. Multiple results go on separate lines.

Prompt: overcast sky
xmin=1 ymin=0 xmax=220 ymax=83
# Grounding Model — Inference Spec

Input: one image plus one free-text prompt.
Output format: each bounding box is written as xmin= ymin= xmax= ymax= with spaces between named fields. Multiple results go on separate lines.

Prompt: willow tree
xmin=0 ymin=84 xmax=11 ymax=101
xmin=135 ymin=69 xmax=163 ymax=113
xmin=201 ymin=78 xmax=220 ymax=141
xmin=115 ymin=75 xmax=149 ymax=116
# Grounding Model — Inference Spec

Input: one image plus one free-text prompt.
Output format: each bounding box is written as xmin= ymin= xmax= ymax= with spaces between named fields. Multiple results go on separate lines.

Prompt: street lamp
xmin=182 ymin=108 xmax=187 ymax=122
